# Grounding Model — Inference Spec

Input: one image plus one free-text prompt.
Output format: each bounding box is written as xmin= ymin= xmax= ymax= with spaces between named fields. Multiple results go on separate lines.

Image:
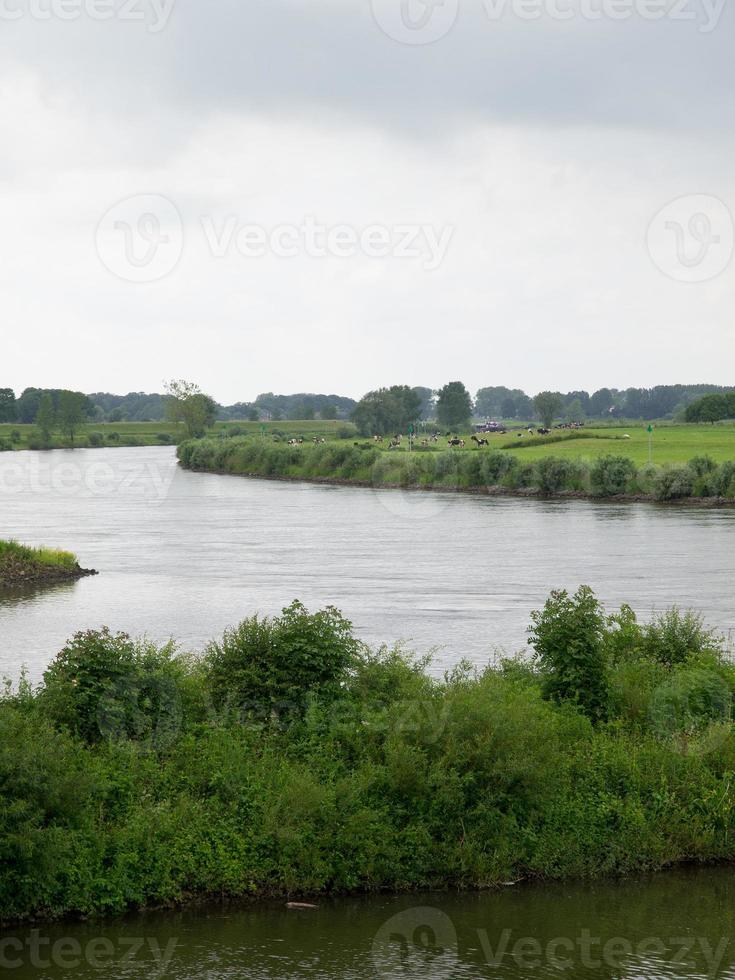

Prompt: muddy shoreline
xmin=0 ymin=558 xmax=98 ymax=589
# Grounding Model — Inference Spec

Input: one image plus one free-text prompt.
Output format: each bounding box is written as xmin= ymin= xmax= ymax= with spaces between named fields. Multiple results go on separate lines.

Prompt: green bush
xmin=528 ymin=586 xmax=609 ymax=721
xmin=641 ymin=607 xmax=719 ymax=668
xmin=41 ymin=629 xmax=184 ymax=747
xmin=655 ymin=467 xmax=695 ymax=501
xmin=591 ymin=455 xmax=638 ymax=496
xmin=204 ymin=601 xmax=360 ymax=718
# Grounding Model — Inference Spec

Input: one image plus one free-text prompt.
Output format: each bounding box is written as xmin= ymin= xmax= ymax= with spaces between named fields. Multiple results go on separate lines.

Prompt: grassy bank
xmin=3 ymin=591 xmax=735 ymax=923
xmin=0 ymin=540 xmax=96 ymax=587
xmin=177 ymin=436 xmax=735 ymax=504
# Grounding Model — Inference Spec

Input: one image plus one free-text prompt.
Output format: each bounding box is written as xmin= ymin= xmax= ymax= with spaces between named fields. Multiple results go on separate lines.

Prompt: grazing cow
xmin=447 ymin=438 xmax=465 ymax=448
xmin=471 ymin=435 xmax=489 ymax=447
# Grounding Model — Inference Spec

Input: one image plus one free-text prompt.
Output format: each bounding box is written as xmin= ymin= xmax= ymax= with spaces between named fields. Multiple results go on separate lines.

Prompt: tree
xmin=35 ymin=392 xmax=56 ymax=444
xmin=321 ymin=403 xmax=338 ymax=421
xmin=533 ymin=391 xmax=563 ymax=429
xmin=565 ymin=398 xmax=586 ymax=424
xmin=164 ymin=380 xmax=216 ymax=439
xmin=412 ymin=386 xmax=435 ymax=420
xmin=528 ymin=586 xmax=608 ymax=722
xmin=351 ymin=386 xmax=422 ymax=436
xmin=57 ymin=390 xmax=87 ymax=446
xmin=247 ymin=408 xmax=260 ymax=422
xmin=0 ymin=388 xmax=16 ymax=422
xmin=436 ymin=382 xmax=472 ymax=429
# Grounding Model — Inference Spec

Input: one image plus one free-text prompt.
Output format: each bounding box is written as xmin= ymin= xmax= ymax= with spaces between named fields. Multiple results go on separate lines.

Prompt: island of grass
xmin=0 ymin=540 xmax=97 ymax=588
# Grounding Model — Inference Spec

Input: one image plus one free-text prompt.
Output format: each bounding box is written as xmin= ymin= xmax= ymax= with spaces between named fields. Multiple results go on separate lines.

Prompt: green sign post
xmin=647 ymin=424 xmax=654 ymax=464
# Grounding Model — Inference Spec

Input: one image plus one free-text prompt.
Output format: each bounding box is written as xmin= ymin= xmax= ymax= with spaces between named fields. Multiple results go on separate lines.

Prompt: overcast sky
xmin=1 ymin=0 xmax=733 ymax=403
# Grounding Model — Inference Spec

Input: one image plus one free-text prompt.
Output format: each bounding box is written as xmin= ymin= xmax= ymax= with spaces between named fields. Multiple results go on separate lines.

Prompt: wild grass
xmin=0 ymin=540 xmax=78 ymax=570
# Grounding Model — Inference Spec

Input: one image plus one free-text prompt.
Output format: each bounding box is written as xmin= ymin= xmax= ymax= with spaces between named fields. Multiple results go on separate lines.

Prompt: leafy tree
xmin=528 ymin=586 xmax=608 ymax=721
xmin=0 ymin=388 xmax=16 ymax=422
xmin=565 ymin=398 xmax=586 ymax=424
xmin=351 ymin=386 xmax=422 ymax=436
xmin=412 ymin=386 xmax=435 ymax=420
xmin=35 ymin=392 xmax=56 ymax=444
xmin=533 ymin=391 xmax=563 ymax=429
xmin=247 ymin=408 xmax=260 ymax=422
xmin=589 ymin=388 xmax=616 ymax=418
xmin=436 ymin=382 xmax=472 ymax=429
xmin=57 ymin=390 xmax=88 ymax=446
xmin=321 ymin=403 xmax=338 ymax=421
xmin=165 ymin=380 xmax=216 ymax=439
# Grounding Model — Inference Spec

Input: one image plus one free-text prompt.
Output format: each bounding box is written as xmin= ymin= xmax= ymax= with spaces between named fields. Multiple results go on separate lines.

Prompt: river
xmin=1 ymin=446 xmax=735 ymax=681
xmin=1 ymin=866 xmax=734 ymax=977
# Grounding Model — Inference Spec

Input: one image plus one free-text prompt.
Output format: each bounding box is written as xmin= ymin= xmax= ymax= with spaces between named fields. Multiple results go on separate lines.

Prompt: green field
xmin=497 ymin=424 xmax=735 ymax=466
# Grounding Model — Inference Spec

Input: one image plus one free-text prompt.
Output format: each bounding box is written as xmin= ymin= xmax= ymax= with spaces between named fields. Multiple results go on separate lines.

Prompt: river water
xmin=1 ymin=866 xmax=734 ymax=977
xmin=2 ymin=446 xmax=735 ymax=681
xmin=2 ymin=447 xmax=735 ymax=974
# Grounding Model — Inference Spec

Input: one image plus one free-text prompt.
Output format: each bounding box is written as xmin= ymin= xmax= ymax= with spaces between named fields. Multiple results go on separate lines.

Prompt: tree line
xmin=2 ymin=382 xmax=732 ymax=431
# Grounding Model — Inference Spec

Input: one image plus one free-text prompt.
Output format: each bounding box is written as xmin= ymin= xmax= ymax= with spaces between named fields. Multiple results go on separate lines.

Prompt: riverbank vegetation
xmin=0 ymin=540 xmax=95 ymax=587
xmin=177 ymin=434 xmax=735 ymax=503
xmin=2 ymin=591 xmax=735 ymax=923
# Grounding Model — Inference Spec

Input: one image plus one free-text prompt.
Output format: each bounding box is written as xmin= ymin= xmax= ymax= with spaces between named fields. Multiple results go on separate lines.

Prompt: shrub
xmin=481 ymin=451 xmax=517 ymax=485
xmin=654 ymin=467 xmax=695 ymax=501
xmin=528 ymin=586 xmax=608 ymax=721
xmin=648 ymin=668 xmax=732 ymax=739
xmin=88 ymin=432 xmax=104 ymax=447
xmin=536 ymin=457 xmax=579 ymax=493
xmin=204 ymin=601 xmax=360 ymax=718
xmin=641 ymin=607 xmax=719 ymax=668
xmin=688 ymin=455 xmax=717 ymax=477
xmin=591 ymin=456 xmax=637 ymax=497
xmin=41 ymin=629 xmax=183 ymax=747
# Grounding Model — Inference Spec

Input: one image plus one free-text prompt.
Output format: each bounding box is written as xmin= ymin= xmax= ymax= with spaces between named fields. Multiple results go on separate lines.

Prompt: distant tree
xmin=321 ymin=403 xmax=338 ymax=421
xmin=351 ymin=386 xmax=422 ymax=436
xmin=35 ymin=392 xmax=56 ymax=444
xmin=57 ymin=391 xmax=87 ymax=446
xmin=412 ymin=386 xmax=435 ymax=420
xmin=589 ymin=388 xmax=615 ymax=418
xmin=533 ymin=391 xmax=564 ymax=429
xmin=247 ymin=408 xmax=260 ymax=422
xmin=436 ymin=382 xmax=473 ymax=429
xmin=500 ymin=396 xmax=517 ymax=419
xmin=164 ymin=380 xmax=216 ymax=439
xmin=0 ymin=388 xmax=16 ymax=422
xmin=566 ymin=398 xmax=586 ymax=424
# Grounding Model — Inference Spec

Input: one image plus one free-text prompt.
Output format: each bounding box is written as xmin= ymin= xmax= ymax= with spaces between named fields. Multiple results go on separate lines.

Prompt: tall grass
xmin=0 ymin=540 xmax=78 ymax=570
